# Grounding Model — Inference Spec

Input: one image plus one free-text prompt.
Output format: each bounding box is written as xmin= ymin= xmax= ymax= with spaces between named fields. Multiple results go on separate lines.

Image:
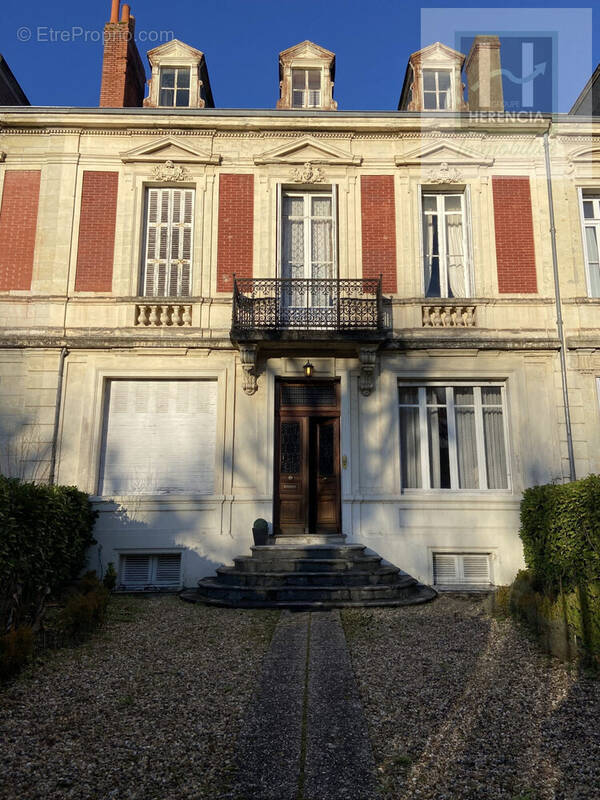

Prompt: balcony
xmin=231 ymin=277 xmax=387 ymax=342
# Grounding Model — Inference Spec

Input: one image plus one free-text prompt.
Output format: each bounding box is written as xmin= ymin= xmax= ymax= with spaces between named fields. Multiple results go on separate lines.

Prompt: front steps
xmin=183 ymin=542 xmax=437 ymax=609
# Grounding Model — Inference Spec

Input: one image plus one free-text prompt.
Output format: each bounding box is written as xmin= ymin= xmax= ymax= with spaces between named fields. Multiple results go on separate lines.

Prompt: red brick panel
xmin=217 ymin=174 xmax=254 ymax=292
xmin=360 ymin=175 xmax=397 ymax=293
xmin=492 ymin=176 xmax=538 ymax=293
xmin=75 ymin=171 xmax=119 ymax=292
xmin=0 ymin=170 xmax=41 ymax=291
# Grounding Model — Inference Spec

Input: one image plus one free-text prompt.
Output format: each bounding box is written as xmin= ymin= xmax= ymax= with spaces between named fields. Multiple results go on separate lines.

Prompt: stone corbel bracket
xmin=358 ymin=346 xmax=378 ymax=396
xmin=240 ymin=345 xmax=258 ymax=395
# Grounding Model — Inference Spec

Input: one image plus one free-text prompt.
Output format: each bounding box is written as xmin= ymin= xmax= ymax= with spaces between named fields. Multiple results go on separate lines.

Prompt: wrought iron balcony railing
xmin=232 ymin=277 xmax=384 ymax=333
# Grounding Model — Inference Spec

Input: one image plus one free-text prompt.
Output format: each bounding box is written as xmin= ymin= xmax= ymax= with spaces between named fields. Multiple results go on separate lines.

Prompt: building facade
xmin=0 ymin=2 xmax=599 ymax=592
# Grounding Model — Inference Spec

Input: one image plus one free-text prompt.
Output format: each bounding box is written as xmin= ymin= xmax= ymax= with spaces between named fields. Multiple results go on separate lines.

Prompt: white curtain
xmin=424 ymin=214 xmax=436 ymax=296
xmin=399 ymin=407 xmax=421 ymax=488
xmin=427 ymin=407 xmax=444 ymax=488
xmin=446 ymin=212 xmax=466 ymax=297
xmin=455 ymin=406 xmax=479 ymax=488
xmin=481 ymin=387 xmax=508 ymax=489
xmin=585 ymin=226 xmax=600 ymax=297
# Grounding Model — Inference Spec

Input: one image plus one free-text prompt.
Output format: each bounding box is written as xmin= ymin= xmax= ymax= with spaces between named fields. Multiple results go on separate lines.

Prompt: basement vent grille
xmin=433 ymin=553 xmax=492 ymax=587
xmin=119 ymin=553 xmax=182 ymax=590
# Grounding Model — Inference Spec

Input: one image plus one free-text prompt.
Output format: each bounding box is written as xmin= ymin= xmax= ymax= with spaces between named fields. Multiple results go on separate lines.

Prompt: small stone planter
xmin=252 ymin=518 xmax=270 ymax=547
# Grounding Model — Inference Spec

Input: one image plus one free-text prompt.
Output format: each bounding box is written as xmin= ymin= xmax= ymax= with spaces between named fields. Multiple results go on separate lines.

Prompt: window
xmin=159 ymin=67 xmax=191 ymax=107
xmin=580 ymin=193 xmax=600 ymax=297
xmin=422 ymin=191 xmax=470 ymax=297
xmin=292 ymin=68 xmax=321 ymax=108
xmin=279 ymin=188 xmax=337 ymax=314
xmin=398 ymin=384 xmax=509 ymax=490
xmin=432 ymin=553 xmax=492 ymax=587
xmin=423 ymin=69 xmax=452 ymax=110
xmin=119 ymin=553 xmax=182 ymax=590
xmin=142 ymin=188 xmax=194 ymax=297
xmin=98 ymin=380 xmax=217 ymax=495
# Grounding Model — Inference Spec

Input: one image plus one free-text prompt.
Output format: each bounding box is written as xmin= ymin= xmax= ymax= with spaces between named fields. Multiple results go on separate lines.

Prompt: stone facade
xmin=0 ymin=5 xmax=599 ymax=592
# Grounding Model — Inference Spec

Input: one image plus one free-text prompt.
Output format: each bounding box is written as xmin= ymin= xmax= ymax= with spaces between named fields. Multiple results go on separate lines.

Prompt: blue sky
xmin=2 ymin=0 xmax=599 ymax=110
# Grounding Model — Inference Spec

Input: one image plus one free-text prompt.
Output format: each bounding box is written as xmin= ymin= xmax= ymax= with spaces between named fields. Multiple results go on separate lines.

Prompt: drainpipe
xmin=48 ymin=347 xmax=68 ymax=485
xmin=543 ymin=127 xmax=576 ymax=482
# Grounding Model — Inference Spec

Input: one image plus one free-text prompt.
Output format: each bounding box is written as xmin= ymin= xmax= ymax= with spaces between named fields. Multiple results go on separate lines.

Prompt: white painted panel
xmin=99 ymin=380 xmax=217 ymax=495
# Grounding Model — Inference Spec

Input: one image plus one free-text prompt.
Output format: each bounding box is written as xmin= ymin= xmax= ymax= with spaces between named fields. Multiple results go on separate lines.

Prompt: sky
xmin=1 ymin=0 xmax=599 ymax=111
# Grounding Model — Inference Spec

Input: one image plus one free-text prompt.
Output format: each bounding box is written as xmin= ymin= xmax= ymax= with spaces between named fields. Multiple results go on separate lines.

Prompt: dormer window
xmin=143 ymin=39 xmax=214 ymax=109
xmin=423 ymin=69 xmax=451 ymax=110
xmin=277 ymin=41 xmax=337 ymax=111
xmin=292 ymin=69 xmax=321 ymax=108
xmin=159 ymin=67 xmax=191 ymax=107
xmin=398 ymin=43 xmax=468 ymax=112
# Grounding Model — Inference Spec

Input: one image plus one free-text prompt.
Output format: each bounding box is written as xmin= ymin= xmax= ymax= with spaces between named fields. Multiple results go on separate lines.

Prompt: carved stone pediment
xmin=120 ymin=136 xmax=221 ymax=165
xmin=149 ymin=161 xmax=192 ymax=182
xmin=254 ymin=136 xmax=361 ymax=166
xmin=395 ymin=141 xmax=494 ymax=168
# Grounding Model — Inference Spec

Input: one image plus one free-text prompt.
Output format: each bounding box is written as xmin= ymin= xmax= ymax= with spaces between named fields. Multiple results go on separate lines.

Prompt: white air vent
xmin=119 ymin=553 xmax=182 ymax=590
xmin=433 ymin=552 xmax=491 ymax=587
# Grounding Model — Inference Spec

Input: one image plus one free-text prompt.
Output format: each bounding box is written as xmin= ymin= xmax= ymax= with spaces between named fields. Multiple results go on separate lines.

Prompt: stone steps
xmin=187 ymin=539 xmax=437 ymax=609
xmin=216 ymin=565 xmax=401 ymax=587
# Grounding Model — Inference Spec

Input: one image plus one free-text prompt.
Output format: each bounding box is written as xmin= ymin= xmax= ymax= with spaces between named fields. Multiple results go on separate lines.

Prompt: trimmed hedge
xmin=520 ymin=475 xmax=600 ymax=594
xmin=518 ymin=476 xmax=600 ymax=666
xmin=0 ymin=476 xmax=98 ymax=634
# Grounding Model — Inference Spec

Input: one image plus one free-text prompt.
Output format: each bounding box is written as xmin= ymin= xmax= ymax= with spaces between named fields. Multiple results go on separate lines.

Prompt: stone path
xmin=233 ymin=610 xmax=379 ymax=800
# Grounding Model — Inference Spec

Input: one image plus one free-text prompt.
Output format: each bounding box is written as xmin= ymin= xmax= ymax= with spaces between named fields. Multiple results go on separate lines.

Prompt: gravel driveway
xmin=342 ymin=595 xmax=600 ymax=800
xmin=0 ymin=596 xmax=278 ymax=800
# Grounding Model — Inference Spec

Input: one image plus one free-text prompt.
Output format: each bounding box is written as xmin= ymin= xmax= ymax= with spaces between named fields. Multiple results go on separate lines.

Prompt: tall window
xmin=159 ymin=67 xmax=191 ymax=107
xmin=292 ymin=69 xmax=321 ymax=108
xmin=142 ymin=188 xmax=194 ymax=297
xmin=422 ymin=191 xmax=469 ymax=297
xmin=422 ymin=69 xmax=452 ymax=110
xmin=580 ymin=193 xmax=600 ymax=297
xmin=398 ymin=384 xmax=509 ymax=490
xmin=98 ymin=380 xmax=217 ymax=496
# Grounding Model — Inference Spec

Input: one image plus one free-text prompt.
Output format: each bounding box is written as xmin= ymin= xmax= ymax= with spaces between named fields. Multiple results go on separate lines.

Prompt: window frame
xmin=141 ymin=186 xmax=195 ymax=298
xmin=276 ymin=185 xmax=339 ymax=281
xmin=420 ymin=187 xmax=472 ymax=298
xmin=291 ymin=68 xmax=322 ymax=109
xmin=158 ymin=66 xmax=192 ymax=108
xmin=577 ymin=188 xmax=600 ymax=298
xmin=422 ymin=68 xmax=453 ymax=110
xmin=398 ymin=381 xmax=512 ymax=492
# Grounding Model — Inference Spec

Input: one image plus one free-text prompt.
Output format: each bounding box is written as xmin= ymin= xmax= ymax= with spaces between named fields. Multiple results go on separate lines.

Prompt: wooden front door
xmin=275 ymin=381 xmax=341 ymax=536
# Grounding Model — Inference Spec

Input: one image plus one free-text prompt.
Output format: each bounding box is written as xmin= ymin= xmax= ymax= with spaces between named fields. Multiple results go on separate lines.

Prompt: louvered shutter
xmin=122 ymin=555 xmax=152 ymax=585
xmin=462 ymin=555 xmax=491 ymax=584
xmin=142 ymin=188 xmax=194 ymax=297
xmin=433 ymin=554 xmax=459 ymax=584
xmin=154 ymin=554 xmax=182 ymax=585
xmin=99 ymin=380 xmax=217 ymax=495
xmin=433 ymin=553 xmax=492 ymax=586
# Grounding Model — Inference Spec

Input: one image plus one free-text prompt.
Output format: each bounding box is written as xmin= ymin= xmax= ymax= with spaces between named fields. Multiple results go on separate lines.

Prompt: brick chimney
xmin=465 ymin=35 xmax=504 ymax=112
xmin=99 ymin=0 xmax=146 ymax=107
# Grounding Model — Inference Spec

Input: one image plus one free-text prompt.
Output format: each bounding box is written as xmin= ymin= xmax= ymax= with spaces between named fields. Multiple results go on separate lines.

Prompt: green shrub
xmin=103 ymin=562 xmax=117 ymax=593
xmin=0 ymin=626 xmax=34 ymax=679
xmin=0 ymin=476 xmax=97 ymax=633
xmin=520 ymin=475 xmax=600 ymax=595
xmin=58 ymin=575 xmax=109 ymax=641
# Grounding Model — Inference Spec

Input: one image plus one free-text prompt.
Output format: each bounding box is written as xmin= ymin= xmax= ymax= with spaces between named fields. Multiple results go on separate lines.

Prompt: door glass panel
xmin=318 ymin=424 xmax=334 ymax=477
xmin=281 ymin=421 xmax=301 ymax=475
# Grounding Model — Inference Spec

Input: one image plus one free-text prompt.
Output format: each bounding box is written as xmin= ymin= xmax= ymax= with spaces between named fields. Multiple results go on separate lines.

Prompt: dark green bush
xmin=0 ymin=476 xmax=98 ymax=634
xmin=103 ymin=562 xmax=117 ymax=592
xmin=0 ymin=625 xmax=34 ymax=679
xmin=58 ymin=574 xmax=109 ymax=641
xmin=520 ymin=475 xmax=600 ymax=594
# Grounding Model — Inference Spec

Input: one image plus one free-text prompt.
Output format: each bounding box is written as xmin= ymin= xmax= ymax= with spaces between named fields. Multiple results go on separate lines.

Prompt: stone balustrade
xmin=135 ymin=304 xmax=193 ymax=327
xmin=422 ymin=304 xmax=476 ymax=328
